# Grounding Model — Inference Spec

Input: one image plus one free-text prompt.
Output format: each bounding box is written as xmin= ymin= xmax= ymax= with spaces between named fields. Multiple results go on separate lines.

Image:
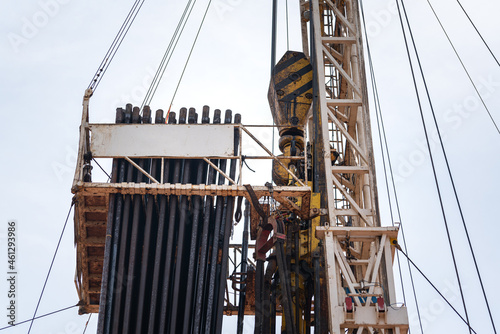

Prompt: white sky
xmin=1 ymin=0 xmax=499 ymax=333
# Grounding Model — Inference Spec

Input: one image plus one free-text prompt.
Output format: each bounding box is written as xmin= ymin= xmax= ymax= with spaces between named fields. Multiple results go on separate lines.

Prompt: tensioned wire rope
xmin=270 ymin=0 xmax=291 ymax=184
xmin=22 ymin=2 xmax=186 ymax=332
xmin=26 ymin=201 xmax=75 ymax=334
xmin=141 ymin=0 xmax=198 ymax=112
xmin=425 ymin=0 xmax=499 ymax=135
xmin=285 ymin=0 xmax=290 ymax=50
xmin=270 ymin=0 xmax=278 ymax=184
xmin=0 ymin=305 xmax=92 ymax=333
xmin=88 ymin=0 xmax=146 ymax=93
xmin=357 ymin=1 xmax=424 ymax=333
xmin=360 ymin=0 xmax=408 ymax=309
xmin=164 ymin=0 xmax=214 ymax=120
xmin=0 ymin=305 xmax=78 ymax=331
xmin=395 ymin=0 xmax=474 ymax=332
xmin=401 ymin=0 xmax=497 ymax=332
xmin=455 ymin=0 xmax=500 ymax=67
xmin=394 ymin=244 xmax=478 ymax=334
xmin=82 ymin=313 xmax=92 ymax=334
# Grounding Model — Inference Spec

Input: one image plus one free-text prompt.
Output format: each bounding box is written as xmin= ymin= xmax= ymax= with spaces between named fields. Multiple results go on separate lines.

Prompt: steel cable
xmin=285 ymin=0 xmax=290 ymax=50
xmin=0 ymin=305 xmax=77 ymax=331
xmin=395 ymin=245 xmax=478 ymax=334
xmin=27 ymin=201 xmax=75 ymax=334
xmin=270 ymin=0 xmax=278 ymax=184
xmin=88 ymin=0 xmax=146 ymax=92
xmin=87 ymin=0 xmax=141 ymax=90
xmin=357 ymin=1 xmax=424 ymax=332
xmin=92 ymin=157 xmax=112 ymax=181
xmin=82 ymin=314 xmax=92 ymax=334
xmin=455 ymin=0 xmax=500 ymax=67
xmin=424 ymin=0 xmax=500 ymax=135
xmin=396 ymin=1 xmax=473 ymax=332
xmin=403 ymin=1 xmax=498 ymax=332
xmin=166 ymin=0 xmax=213 ymax=119
xmin=141 ymin=0 xmax=197 ymax=110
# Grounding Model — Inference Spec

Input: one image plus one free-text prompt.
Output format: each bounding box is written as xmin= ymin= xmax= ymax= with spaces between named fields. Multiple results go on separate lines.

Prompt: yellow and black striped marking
xmin=272 ymin=51 xmax=313 ymax=103
xmin=268 ymin=51 xmax=313 ymax=132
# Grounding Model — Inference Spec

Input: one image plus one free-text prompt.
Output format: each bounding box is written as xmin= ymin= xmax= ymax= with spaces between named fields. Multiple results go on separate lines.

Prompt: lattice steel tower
xmin=305 ymin=0 xmax=409 ymax=332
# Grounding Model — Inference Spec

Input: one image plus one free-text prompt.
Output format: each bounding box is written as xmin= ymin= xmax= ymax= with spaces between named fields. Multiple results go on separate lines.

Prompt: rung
xmin=332 ymin=166 xmax=369 ymax=174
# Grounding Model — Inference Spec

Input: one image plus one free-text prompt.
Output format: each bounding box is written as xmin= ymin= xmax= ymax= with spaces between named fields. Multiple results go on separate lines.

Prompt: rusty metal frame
xmin=71 ymin=91 xmax=314 ymax=315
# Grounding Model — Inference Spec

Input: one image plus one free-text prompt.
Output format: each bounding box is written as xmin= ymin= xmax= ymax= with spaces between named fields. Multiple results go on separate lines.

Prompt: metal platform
xmin=73 ymin=183 xmax=311 ymax=314
xmin=72 ymin=93 xmax=313 ymax=317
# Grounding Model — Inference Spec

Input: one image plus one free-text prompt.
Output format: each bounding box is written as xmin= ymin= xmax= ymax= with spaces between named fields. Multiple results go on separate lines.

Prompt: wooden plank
xmin=79 ymin=304 xmax=100 ymax=315
xmin=83 ymin=195 xmax=107 ymax=207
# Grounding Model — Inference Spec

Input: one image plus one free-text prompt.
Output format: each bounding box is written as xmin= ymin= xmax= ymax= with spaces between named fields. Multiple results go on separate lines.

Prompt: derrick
xmin=251 ymin=0 xmax=409 ymax=332
xmin=71 ymin=1 xmax=410 ymax=333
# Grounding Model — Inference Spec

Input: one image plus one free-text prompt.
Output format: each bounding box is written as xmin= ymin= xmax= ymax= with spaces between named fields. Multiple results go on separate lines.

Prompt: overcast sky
xmin=1 ymin=0 xmax=499 ymax=333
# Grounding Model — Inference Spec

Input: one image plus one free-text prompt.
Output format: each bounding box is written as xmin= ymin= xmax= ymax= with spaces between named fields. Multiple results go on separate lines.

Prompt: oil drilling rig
xmin=72 ymin=0 xmax=409 ymax=333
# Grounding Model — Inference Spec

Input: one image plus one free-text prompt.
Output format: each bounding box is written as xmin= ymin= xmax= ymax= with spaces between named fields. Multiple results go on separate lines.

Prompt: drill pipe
xmin=168 ymin=158 xmax=192 ymax=333
xmin=263 ymin=257 xmax=277 ymax=334
xmin=134 ymin=108 xmax=159 ymax=333
xmin=192 ymin=131 xmax=218 ymax=334
xmin=101 ymin=104 xmax=132 ymax=334
xmin=181 ymin=107 xmax=211 ymax=334
xmin=97 ymin=105 xmax=239 ymax=334
xmin=214 ymin=111 xmax=240 ymax=333
xmin=96 ymin=107 xmax=122 ymax=334
xmin=255 ymin=259 xmax=265 ymax=334
xmin=158 ymin=113 xmax=182 ymax=334
xmin=110 ymin=107 xmax=142 ymax=333
xmin=275 ymin=219 xmax=296 ymax=334
xmin=236 ymin=200 xmax=251 ymax=334
xmin=147 ymin=110 xmax=170 ymax=333
xmin=204 ymin=109 xmax=230 ymax=333
xmin=170 ymin=108 xmax=200 ymax=333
